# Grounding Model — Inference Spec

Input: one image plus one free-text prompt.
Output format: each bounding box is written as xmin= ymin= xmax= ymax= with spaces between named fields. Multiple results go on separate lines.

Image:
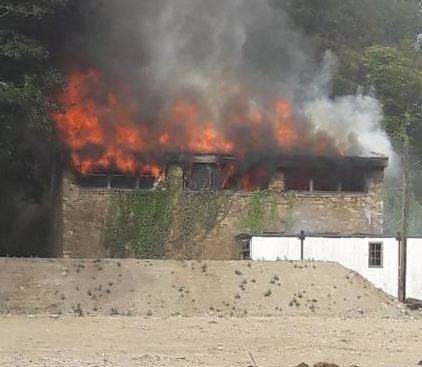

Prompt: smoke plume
xmin=53 ymin=0 xmax=394 ymax=181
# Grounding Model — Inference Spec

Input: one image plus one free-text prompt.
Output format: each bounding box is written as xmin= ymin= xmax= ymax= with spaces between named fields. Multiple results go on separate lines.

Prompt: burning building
xmin=52 ymin=1 xmax=392 ymax=259
xmin=57 ymin=151 xmax=387 ymax=259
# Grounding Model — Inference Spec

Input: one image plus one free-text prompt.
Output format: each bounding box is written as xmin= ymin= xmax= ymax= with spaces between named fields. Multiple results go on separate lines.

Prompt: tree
xmin=279 ymin=0 xmax=421 ymax=50
xmin=0 ymin=1 xmax=67 ymax=255
xmin=361 ymin=46 xmax=422 ymax=140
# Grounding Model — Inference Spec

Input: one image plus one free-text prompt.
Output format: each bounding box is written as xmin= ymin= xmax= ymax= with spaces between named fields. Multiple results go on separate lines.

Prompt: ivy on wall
xmin=103 ymin=188 xmax=225 ymax=258
xmin=241 ymin=190 xmax=279 ymax=234
xmin=173 ymin=190 xmax=223 ymax=247
xmin=240 ymin=190 xmax=298 ymax=234
xmin=283 ymin=191 xmax=297 ymax=232
xmin=104 ymin=189 xmax=171 ymax=258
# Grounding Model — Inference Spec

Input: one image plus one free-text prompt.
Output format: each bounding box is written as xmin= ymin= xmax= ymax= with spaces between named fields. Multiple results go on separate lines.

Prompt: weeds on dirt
xmin=72 ymin=303 xmax=83 ymax=316
xmin=289 ymin=297 xmax=300 ymax=307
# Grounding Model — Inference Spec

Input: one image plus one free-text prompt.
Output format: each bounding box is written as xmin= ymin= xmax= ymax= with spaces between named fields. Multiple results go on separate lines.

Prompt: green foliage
xmin=283 ymin=192 xmax=297 ymax=232
xmin=241 ymin=190 xmax=280 ymax=234
xmin=104 ymin=188 xmax=224 ymax=258
xmin=0 ymin=0 xmax=68 ymax=256
xmin=279 ymin=0 xmax=421 ymax=49
xmin=384 ymin=183 xmax=422 ymax=237
xmin=242 ymin=190 xmax=267 ymax=234
xmin=361 ymin=46 xmax=422 ymax=139
xmin=105 ymin=189 xmax=171 ymax=258
xmin=174 ymin=190 xmax=223 ymax=247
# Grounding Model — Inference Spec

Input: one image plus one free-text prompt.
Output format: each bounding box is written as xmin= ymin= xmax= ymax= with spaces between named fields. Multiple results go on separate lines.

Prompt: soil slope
xmin=0 ymin=258 xmax=401 ymax=318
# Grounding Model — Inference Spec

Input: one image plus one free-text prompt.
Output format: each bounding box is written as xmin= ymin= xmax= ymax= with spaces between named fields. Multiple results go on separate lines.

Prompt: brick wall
xmin=59 ymin=168 xmax=384 ymax=259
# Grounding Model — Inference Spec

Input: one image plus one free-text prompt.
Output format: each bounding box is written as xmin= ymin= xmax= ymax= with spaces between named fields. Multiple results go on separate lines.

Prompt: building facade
xmin=57 ymin=154 xmax=387 ymax=259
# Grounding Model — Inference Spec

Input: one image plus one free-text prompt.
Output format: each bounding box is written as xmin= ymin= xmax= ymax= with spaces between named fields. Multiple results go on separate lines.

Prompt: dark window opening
xmin=313 ymin=175 xmax=338 ymax=191
xmin=239 ymin=238 xmax=251 ymax=260
xmin=77 ymin=173 xmax=109 ymax=188
xmin=77 ymin=172 xmax=156 ymax=189
xmin=139 ymin=176 xmax=156 ymax=189
xmin=285 ymin=172 xmax=311 ymax=191
xmin=341 ymin=175 xmax=366 ymax=192
xmin=110 ymin=174 xmax=138 ymax=189
xmin=188 ymin=163 xmax=223 ymax=191
xmin=369 ymin=242 xmax=383 ymax=268
xmin=285 ymin=168 xmax=367 ymax=193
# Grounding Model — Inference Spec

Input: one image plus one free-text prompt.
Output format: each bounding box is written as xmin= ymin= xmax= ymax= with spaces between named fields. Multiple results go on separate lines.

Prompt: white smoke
xmin=88 ymin=0 xmax=395 ymax=165
xmin=301 ymin=50 xmax=397 ymax=172
xmin=304 ymin=94 xmax=397 ymax=164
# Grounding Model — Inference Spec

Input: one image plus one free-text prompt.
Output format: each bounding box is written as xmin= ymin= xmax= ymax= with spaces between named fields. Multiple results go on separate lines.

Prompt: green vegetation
xmin=104 ymin=188 xmax=224 ymax=258
xmin=0 ymin=1 xmax=69 ymax=256
xmin=242 ymin=190 xmax=269 ymax=234
xmin=241 ymin=190 xmax=282 ymax=234
xmin=105 ymin=189 xmax=171 ymax=258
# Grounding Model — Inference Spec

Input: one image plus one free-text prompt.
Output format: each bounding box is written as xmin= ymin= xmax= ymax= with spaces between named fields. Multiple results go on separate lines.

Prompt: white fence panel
xmin=407 ymin=239 xmax=422 ymax=299
xmin=250 ymin=236 xmax=405 ymax=298
xmin=250 ymin=236 xmax=301 ymax=261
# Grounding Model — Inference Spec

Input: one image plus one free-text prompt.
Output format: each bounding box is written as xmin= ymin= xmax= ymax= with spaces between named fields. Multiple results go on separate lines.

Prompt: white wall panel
xmin=250 ymin=236 xmax=422 ymax=299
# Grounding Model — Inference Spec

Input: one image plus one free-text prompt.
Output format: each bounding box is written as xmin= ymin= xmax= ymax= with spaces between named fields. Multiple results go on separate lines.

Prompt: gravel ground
xmin=1 ymin=315 xmax=422 ymax=367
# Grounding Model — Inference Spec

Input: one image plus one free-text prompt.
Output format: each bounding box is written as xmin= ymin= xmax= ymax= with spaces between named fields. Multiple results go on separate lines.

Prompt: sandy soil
xmin=0 ymin=259 xmax=403 ymax=318
xmin=1 ymin=315 xmax=422 ymax=367
xmin=1 ymin=258 xmax=421 ymax=367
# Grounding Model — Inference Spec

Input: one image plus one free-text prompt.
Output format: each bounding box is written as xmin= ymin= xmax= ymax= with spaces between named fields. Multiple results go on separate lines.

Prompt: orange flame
xmin=52 ymin=68 xmax=339 ymax=187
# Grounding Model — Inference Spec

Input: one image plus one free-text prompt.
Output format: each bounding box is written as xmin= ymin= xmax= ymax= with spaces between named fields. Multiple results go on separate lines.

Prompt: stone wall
xmin=59 ymin=169 xmax=384 ymax=259
xmin=61 ymin=173 xmax=114 ymax=258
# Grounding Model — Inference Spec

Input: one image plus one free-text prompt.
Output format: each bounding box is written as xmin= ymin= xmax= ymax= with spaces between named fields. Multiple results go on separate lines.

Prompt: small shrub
xmin=72 ymin=303 xmax=83 ymax=316
xmin=289 ymin=297 xmax=300 ymax=307
xmin=264 ymin=289 xmax=272 ymax=297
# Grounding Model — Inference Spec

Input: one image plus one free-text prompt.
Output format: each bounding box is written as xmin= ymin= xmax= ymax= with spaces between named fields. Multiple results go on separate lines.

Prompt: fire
xmin=52 ymin=68 xmax=339 ymax=188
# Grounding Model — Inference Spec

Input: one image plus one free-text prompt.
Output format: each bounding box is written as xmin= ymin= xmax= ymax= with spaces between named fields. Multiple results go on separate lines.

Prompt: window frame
xmin=368 ymin=241 xmax=383 ymax=268
xmin=239 ymin=238 xmax=251 ymax=260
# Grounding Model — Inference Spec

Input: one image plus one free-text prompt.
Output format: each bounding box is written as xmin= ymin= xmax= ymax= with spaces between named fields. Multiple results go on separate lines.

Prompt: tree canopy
xmin=0 ymin=0 xmax=68 ymax=255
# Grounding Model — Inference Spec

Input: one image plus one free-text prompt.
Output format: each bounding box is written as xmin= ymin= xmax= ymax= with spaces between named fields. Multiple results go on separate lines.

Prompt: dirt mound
xmin=0 ymin=258 xmax=400 ymax=318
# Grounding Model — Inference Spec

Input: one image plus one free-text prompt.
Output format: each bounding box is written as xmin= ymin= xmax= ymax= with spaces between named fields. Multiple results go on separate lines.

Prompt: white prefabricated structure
xmin=248 ymin=235 xmax=422 ymax=300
